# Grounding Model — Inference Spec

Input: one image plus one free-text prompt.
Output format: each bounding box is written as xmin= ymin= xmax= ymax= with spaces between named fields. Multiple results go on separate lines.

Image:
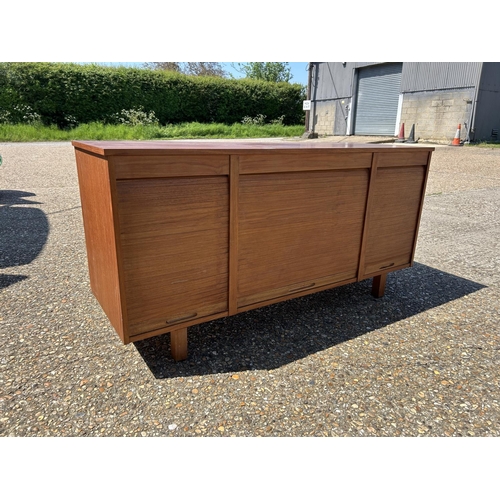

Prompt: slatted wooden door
xmin=362 ymin=151 xmax=429 ymax=277
xmin=237 ymin=160 xmax=370 ymax=308
xmin=115 ymin=159 xmax=229 ymax=337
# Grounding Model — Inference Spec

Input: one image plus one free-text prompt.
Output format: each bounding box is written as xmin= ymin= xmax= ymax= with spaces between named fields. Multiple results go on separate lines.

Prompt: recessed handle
xmin=289 ymin=283 xmax=316 ymax=293
xmin=166 ymin=312 xmax=198 ymax=325
xmin=379 ymin=263 xmax=395 ymax=270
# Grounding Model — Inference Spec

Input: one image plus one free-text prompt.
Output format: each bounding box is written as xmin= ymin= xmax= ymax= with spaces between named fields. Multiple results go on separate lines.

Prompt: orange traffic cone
xmin=396 ymin=123 xmax=405 ymax=142
xmin=451 ymin=124 xmax=462 ymax=146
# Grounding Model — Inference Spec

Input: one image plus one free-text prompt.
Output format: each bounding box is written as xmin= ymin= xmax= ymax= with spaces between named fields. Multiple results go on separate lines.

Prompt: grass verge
xmin=0 ymin=122 xmax=305 ymax=142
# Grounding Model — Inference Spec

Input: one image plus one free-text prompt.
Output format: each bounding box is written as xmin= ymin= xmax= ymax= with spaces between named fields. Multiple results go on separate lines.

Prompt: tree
xmin=142 ymin=62 xmax=227 ymax=78
xmin=184 ymin=62 xmax=227 ymax=78
xmin=143 ymin=62 xmax=182 ymax=72
xmin=234 ymin=62 xmax=293 ymax=83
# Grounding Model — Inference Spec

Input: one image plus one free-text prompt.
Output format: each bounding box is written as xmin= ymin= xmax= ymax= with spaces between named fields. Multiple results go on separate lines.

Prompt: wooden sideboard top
xmin=72 ymin=140 xmax=435 ymax=157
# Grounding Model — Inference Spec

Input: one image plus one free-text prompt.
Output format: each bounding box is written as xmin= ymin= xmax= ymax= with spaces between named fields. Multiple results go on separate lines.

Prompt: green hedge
xmin=0 ymin=63 xmax=306 ymax=128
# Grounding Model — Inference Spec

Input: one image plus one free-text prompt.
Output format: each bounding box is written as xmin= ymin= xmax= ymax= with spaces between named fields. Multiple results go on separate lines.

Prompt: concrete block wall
xmin=399 ymin=88 xmax=474 ymax=143
xmin=313 ymin=101 xmax=336 ymax=135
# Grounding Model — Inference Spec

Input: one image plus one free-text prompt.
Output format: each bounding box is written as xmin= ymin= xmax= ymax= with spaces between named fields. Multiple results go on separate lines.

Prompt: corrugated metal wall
xmin=312 ymin=63 xmax=350 ymax=100
xmin=313 ymin=62 xmax=380 ymax=100
xmin=473 ymin=63 xmax=500 ymax=141
xmin=400 ymin=62 xmax=482 ymax=92
xmin=478 ymin=62 xmax=500 ymax=91
xmin=313 ymin=62 xmax=483 ymax=99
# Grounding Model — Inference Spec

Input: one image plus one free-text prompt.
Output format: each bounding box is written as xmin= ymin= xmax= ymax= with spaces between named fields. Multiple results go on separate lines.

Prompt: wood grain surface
xmin=238 ymin=169 xmax=369 ymax=307
xmin=363 ymin=165 xmax=426 ymax=276
xmin=116 ymin=176 xmax=229 ymax=336
xmin=75 ymin=150 xmax=126 ymax=340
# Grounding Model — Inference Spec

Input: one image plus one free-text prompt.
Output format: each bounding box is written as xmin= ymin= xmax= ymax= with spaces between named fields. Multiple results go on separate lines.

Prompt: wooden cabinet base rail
xmin=73 ymin=140 xmax=433 ymax=362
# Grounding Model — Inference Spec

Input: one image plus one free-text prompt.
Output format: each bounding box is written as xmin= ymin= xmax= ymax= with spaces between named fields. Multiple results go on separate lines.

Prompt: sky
xmin=3 ymin=4 xmax=490 ymax=70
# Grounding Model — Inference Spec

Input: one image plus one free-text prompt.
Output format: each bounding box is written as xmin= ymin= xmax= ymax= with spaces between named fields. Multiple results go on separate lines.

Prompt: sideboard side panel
xmin=75 ymin=150 xmax=125 ymax=340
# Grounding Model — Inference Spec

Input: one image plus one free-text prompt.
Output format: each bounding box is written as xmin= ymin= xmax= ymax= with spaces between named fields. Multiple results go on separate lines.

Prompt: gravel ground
xmin=1 ymin=138 xmax=499 ymax=437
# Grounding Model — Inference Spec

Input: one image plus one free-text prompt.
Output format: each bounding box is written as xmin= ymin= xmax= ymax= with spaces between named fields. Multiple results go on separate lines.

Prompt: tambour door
xmin=363 ymin=151 xmax=430 ymax=276
xmin=114 ymin=156 xmax=229 ymax=337
xmin=237 ymin=154 xmax=371 ymax=308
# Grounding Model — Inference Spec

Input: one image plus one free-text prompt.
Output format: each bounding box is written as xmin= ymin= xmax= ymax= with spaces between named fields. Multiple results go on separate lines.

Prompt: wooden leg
xmin=170 ymin=328 xmax=188 ymax=361
xmin=371 ymin=273 xmax=387 ymax=298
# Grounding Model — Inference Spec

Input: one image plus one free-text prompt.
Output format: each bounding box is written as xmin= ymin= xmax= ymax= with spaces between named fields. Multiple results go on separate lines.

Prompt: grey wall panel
xmin=401 ymin=62 xmax=482 ymax=92
xmin=313 ymin=63 xmax=353 ymax=100
xmin=474 ymin=88 xmax=500 ymax=141
xmin=478 ymin=62 xmax=500 ymax=91
xmin=313 ymin=63 xmax=383 ymax=100
xmin=467 ymin=63 xmax=500 ymax=141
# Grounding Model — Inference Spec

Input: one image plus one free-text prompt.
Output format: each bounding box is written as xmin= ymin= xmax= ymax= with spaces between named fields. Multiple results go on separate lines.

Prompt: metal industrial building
xmin=307 ymin=62 xmax=500 ymax=143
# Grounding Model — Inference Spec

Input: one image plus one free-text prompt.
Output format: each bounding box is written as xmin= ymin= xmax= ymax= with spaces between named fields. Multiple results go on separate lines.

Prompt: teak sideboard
xmin=73 ymin=140 xmax=434 ymax=361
